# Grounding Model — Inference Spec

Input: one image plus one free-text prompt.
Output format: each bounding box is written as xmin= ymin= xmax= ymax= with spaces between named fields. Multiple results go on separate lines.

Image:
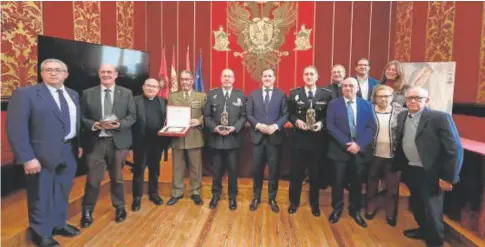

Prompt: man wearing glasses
xmin=7 ymin=59 xmax=82 ymax=246
xmin=394 ymin=87 xmax=463 ymax=247
xmin=354 ymin=58 xmax=378 ymax=101
xmin=166 ymin=70 xmax=207 ymax=206
xmin=131 ymin=78 xmax=169 ymax=211
xmin=80 ymin=63 xmax=136 ymax=227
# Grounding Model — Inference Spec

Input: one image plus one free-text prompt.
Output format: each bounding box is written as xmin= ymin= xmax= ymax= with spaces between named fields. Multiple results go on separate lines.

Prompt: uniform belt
xmin=98 ymin=136 xmax=114 ymax=140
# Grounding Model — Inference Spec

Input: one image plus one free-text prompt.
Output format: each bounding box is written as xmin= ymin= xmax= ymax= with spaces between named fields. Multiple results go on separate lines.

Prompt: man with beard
xmin=80 ymin=63 xmax=136 ymax=227
xmin=354 ymin=58 xmax=379 ymax=101
xmin=204 ymin=69 xmax=246 ymax=210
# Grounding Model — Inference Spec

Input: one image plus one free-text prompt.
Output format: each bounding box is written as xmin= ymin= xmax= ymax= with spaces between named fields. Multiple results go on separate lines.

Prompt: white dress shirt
xmin=45 ymin=84 xmax=77 ymax=140
xmin=357 ymin=77 xmax=369 ymax=100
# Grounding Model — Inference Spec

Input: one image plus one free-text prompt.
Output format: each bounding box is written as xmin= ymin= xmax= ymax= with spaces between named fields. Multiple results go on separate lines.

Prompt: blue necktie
xmin=57 ymin=89 xmax=71 ymax=137
xmin=264 ymin=89 xmax=271 ymax=112
xmin=347 ymin=100 xmax=356 ymax=139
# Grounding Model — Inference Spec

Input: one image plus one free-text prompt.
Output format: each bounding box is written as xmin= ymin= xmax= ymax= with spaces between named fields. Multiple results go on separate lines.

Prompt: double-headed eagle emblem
xmin=227 ymin=1 xmax=297 ymax=80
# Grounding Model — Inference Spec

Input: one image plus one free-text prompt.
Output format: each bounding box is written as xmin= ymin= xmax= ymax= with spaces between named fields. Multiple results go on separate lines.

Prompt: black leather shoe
xmin=269 ymin=199 xmax=280 ymax=213
xmin=328 ymin=209 xmax=343 ymax=224
xmin=209 ymin=196 xmax=220 ymax=209
xmin=191 ymin=194 xmax=204 ymax=205
xmin=80 ymin=207 xmax=93 ymax=228
xmin=167 ymin=196 xmax=183 ymax=206
xmin=249 ymin=198 xmax=261 ymax=211
xmin=288 ymin=204 xmax=298 ymax=214
xmin=52 ymin=224 xmax=80 ymax=237
xmin=365 ymin=211 xmax=376 ymax=220
xmin=132 ymin=197 xmax=141 ymax=212
xmin=386 ymin=216 xmax=397 ymax=227
xmin=403 ymin=228 xmax=425 ymax=239
xmin=229 ymin=198 xmax=237 ymax=211
xmin=30 ymin=228 xmax=60 ymax=247
xmin=149 ymin=195 xmax=164 ymax=206
xmin=115 ymin=207 xmax=127 ymax=223
xmin=350 ymin=212 xmax=367 ymax=228
xmin=311 ymin=205 xmax=321 ymax=217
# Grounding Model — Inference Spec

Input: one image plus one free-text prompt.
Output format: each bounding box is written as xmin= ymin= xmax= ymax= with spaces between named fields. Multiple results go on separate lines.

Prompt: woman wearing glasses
xmin=380 ymin=60 xmax=408 ymax=106
xmin=365 ymin=84 xmax=404 ymax=226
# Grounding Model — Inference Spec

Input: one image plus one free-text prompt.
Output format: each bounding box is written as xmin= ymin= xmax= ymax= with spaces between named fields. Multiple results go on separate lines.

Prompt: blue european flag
xmin=194 ymin=52 xmax=204 ymax=92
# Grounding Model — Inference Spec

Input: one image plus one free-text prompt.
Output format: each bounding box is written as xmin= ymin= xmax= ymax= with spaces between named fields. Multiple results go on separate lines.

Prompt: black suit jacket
xmin=204 ymin=88 xmax=247 ymax=149
xmin=393 ymin=108 xmax=463 ymax=192
xmin=288 ymin=87 xmax=333 ymax=150
xmin=246 ymin=88 xmax=288 ymax=145
xmin=132 ymin=95 xmax=168 ymax=148
xmin=81 ymin=85 xmax=136 ymax=151
xmin=326 ymin=83 xmax=342 ymax=100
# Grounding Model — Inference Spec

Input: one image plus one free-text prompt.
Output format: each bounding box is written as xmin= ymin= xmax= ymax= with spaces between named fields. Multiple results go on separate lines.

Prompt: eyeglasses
xmin=357 ymin=64 xmax=369 ymax=67
xmin=375 ymin=95 xmax=392 ymax=99
xmin=180 ymin=78 xmax=193 ymax=81
xmin=42 ymin=68 xmax=66 ymax=73
xmin=405 ymin=96 xmax=426 ymax=102
xmin=144 ymin=84 xmax=160 ymax=89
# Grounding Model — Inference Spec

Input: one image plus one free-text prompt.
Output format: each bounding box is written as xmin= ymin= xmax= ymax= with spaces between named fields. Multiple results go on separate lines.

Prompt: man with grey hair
xmin=326 ymin=64 xmax=346 ymax=100
xmin=80 ymin=63 xmax=136 ymax=227
xmin=394 ymin=86 xmax=463 ymax=247
xmin=326 ymin=77 xmax=376 ymax=228
xmin=7 ymin=58 xmax=82 ymax=246
xmin=131 ymin=78 xmax=168 ymax=211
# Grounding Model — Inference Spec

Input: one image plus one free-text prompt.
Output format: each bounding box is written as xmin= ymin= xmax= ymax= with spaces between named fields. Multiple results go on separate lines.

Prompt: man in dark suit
xmin=354 ymin=58 xmax=379 ymax=101
xmin=326 ymin=77 xmax=376 ymax=228
xmin=287 ymin=66 xmax=332 ymax=217
xmin=246 ymin=68 xmax=288 ymax=213
xmin=394 ymin=87 xmax=463 ymax=247
xmin=7 ymin=59 xmax=82 ymax=247
xmin=80 ymin=63 xmax=136 ymax=227
xmin=326 ymin=64 xmax=346 ymax=100
xmin=131 ymin=78 xmax=168 ymax=211
xmin=204 ymin=69 xmax=246 ymax=210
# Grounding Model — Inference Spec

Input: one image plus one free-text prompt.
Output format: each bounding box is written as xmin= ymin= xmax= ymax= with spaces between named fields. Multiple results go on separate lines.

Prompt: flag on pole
xmin=170 ymin=45 xmax=178 ymax=92
xmin=194 ymin=50 xmax=204 ymax=92
xmin=158 ymin=46 xmax=169 ymax=98
xmin=185 ymin=45 xmax=191 ymax=71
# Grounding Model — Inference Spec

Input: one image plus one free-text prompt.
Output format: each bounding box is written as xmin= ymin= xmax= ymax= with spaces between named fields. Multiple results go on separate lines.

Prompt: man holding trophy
xmin=287 ymin=66 xmax=333 ymax=216
xmin=204 ymin=69 xmax=247 ymax=210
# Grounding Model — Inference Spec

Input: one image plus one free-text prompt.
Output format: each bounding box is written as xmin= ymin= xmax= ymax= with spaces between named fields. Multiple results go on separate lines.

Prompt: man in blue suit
xmin=354 ymin=58 xmax=379 ymax=101
xmin=7 ymin=59 xmax=82 ymax=247
xmin=326 ymin=77 xmax=376 ymax=228
xmin=246 ymin=68 xmax=288 ymax=213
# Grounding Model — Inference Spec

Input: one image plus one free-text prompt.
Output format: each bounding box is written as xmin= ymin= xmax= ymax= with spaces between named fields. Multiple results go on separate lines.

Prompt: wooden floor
xmin=1 ymin=150 xmax=474 ymax=246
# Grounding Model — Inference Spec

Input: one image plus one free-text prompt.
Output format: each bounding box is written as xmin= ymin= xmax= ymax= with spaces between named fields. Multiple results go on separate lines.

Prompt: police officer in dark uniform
xmin=287 ymin=65 xmax=333 ymax=216
xmin=204 ymin=69 xmax=247 ymax=210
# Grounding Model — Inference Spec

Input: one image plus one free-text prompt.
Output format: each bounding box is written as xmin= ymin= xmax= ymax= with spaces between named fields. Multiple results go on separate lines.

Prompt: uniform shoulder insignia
xmin=290 ymin=87 xmax=302 ymax=92
xmin=208 ymin=88 xmax=219 ymax=91
xmin=320 ymin=87 xmax=332 ymax=93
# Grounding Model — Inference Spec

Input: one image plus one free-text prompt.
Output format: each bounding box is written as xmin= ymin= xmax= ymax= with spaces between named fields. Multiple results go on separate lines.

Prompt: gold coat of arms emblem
xmin=227 ymin=2 xmax=297 ymax=80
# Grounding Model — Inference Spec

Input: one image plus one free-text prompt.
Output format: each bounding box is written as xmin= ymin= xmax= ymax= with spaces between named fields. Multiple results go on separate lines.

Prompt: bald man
xmin=131 ymin=79 xmax=168 ymax=212
xmin=80 ymin=63 xmax=136 ymax=227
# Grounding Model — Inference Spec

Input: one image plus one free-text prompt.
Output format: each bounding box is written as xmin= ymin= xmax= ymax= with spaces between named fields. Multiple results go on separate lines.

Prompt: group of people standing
xmin=7 ymin=57 xmax=462 ymax=247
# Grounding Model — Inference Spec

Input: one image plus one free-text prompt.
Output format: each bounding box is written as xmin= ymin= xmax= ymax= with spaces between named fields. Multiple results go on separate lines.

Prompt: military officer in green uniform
xmin=204 ymin=69 xmax=246 ymax=210
xmin=166 ymin=70 xmax=207 ymax=206
xmin=287 ymin=65 xmax=333 ymax=216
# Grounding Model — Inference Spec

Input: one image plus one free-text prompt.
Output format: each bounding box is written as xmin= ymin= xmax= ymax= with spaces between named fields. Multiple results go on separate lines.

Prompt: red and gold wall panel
xmin=477 ymin=3 xmax=485 ymax=103
xmin=116 ymin=1 xmax=134 ymax=49
xmin=394 ymin=1 xmax=413 ymax=62
xmin=73 ymin=1 xmax=101 ymax=44
xmin=1 ymin=1 xmax=43 ymax=98
xmin=425 ymin=1 xmax=455 ymax=62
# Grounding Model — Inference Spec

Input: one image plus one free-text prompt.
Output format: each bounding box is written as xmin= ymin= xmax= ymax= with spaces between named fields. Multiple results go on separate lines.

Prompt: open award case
xmin=158 ymin=105 xmax=191 ymax=137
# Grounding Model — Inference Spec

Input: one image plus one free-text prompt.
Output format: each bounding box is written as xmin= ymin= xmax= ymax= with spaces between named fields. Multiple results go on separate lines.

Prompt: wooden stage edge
xmin=1 ymin=167 xmax=484 ymax=247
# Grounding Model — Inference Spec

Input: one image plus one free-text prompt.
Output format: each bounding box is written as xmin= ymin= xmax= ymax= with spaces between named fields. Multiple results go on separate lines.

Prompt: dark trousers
xmin=252 ymin=138 xmax=280 ymax=200
xmin=366 ymin=156 xmax=400 ymax=217
xmin=26 ymin=142 xmax=77 ymax=237
xmin=132 ymin=142 xmax=164 ymax=199
xmin=289 ymin=148 xmax=320 ymax=206
xmin=403 ymin=166 xmax=444 ymax=246
xmin=211 ymin=148 xmax=238 ymax=199
xmin=331 ymin=158 xmax=365 ymax=212
xmin=83 ymin=138 xmax=129 ymax=209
